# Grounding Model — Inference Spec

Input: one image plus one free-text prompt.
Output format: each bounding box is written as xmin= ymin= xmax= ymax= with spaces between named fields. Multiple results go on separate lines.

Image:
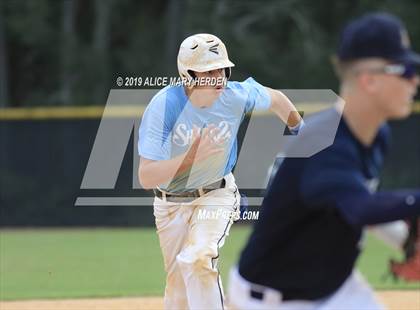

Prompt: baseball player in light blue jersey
xmin=138 ymin=33 xmax=303 ymax=310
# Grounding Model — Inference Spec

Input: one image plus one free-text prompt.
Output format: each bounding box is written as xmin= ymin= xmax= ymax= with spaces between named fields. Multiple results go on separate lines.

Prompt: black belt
xmin=153 ymin=178 xmax=226 ymax=202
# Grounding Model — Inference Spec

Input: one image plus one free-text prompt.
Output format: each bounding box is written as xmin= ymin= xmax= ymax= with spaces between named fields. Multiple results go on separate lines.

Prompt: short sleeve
xmin=138 ymin=94 xmax=172 ymax=161
xmin=242 ymin=77 xmax=272 ymax=113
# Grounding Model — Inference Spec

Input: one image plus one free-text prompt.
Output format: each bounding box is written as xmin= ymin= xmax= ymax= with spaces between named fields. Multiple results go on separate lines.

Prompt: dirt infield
xmin=1 ymin=291 xmax=419 ymax=310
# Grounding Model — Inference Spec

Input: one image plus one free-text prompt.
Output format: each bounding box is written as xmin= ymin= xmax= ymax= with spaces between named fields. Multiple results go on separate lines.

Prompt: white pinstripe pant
xmin=153 ymin=173 xmax=240 ymax=310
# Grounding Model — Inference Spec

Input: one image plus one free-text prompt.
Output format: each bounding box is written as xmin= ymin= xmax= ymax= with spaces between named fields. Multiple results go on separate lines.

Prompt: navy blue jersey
xmin=238 ymin=109 xmax=420 ymax=301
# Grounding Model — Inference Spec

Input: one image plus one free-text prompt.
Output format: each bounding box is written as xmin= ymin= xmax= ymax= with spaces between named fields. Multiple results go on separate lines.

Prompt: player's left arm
xmin=265 ymin=87 xmax=303 ymax=132
xmin=300 ymin=151 xmax=420 ymax=227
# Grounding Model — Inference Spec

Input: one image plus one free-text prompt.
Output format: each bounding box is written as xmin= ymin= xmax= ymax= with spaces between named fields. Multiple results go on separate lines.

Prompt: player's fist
xmin=190 ymin=124 xmax=226 ymax=162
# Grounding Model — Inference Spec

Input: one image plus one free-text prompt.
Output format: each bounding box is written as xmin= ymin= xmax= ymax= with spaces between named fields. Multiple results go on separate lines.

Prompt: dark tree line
xmin=0 ymin=0 xmax=419 ymax=107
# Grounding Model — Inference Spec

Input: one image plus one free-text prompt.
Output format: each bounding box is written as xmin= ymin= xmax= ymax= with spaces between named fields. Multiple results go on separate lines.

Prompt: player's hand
xmin=189 ymin=124 xmax=227 ymax=162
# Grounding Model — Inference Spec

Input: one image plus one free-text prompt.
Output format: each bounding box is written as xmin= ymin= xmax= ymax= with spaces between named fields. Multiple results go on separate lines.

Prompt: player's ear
xmin=358 ymin=72 xmax=378 ymax=94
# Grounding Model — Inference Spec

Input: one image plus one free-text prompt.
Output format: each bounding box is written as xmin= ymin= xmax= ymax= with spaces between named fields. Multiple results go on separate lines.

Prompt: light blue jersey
xmin=138 ymin=77 xmax=271 ymax=192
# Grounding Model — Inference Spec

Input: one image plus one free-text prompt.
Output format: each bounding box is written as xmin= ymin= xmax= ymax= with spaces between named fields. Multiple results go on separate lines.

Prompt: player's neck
xmin=185 ymin=87 xmax=220 ymax=108
xmin=341 ymin=92 xmax=386 ymax=147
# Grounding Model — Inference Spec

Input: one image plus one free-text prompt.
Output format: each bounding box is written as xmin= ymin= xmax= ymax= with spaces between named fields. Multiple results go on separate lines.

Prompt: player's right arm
xmin=139 ymin=156 xmax=191 ymax=189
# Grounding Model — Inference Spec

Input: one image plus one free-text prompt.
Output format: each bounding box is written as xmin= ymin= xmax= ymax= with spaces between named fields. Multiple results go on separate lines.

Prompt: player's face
xmin=373 ymin=65 xmax=419 ymax=119
xmin=357 ymin=61 xmax=419 ymax=119
xmin=194 ymin=69 xmax=226 ymax=92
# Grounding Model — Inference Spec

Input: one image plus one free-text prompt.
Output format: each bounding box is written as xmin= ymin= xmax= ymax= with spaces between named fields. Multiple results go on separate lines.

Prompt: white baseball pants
xmin=153 ymin=173 xmax=240 ymax=310
xmin=228 ymin=267 xmax=385 ymax=310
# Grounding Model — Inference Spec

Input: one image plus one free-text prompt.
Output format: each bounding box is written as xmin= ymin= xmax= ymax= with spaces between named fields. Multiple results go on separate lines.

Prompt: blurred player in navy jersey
xmin=228 ymin=12 xmax=420 ymax=310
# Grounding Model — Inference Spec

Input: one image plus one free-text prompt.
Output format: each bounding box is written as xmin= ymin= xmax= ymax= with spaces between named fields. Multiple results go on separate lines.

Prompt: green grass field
xmin=0 ymin=226 xmax=418 ymax=301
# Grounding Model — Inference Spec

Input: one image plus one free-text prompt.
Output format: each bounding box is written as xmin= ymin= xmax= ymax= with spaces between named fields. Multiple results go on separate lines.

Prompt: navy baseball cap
xmin=337 ymin=12 xmax=420 ymax=65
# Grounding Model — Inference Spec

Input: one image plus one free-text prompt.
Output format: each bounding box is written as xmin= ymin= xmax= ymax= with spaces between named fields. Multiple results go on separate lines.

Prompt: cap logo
xmin=400 ymin=29 xmax=411 ymax=48
xmin=209 ymin=43 xmax=219 ymax=54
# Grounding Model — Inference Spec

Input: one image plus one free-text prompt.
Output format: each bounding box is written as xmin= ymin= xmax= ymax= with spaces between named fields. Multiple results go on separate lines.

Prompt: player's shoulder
xmin=227 ymin=77 xmax=265 ymax=91
xmin=147 ymin=85 xmax=184 ymax=107
xmin=144 ymin=85 xmax=186 ymax=114
xmin=335 ymin=117 xmax=391 ymax=158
